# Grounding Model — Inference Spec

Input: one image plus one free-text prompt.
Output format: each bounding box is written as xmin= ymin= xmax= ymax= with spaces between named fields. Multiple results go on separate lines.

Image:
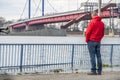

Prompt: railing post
xmin=71 ymin=44 xmax=75 ymax=73
xmin=110 ymin=44 xmax=113 ymax=71
xmin=20 ymin=44 xmax=24 ymax=72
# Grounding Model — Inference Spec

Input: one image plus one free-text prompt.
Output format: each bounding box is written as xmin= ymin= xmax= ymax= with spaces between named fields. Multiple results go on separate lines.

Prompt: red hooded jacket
xmin=85 ymin=16 xmax=104 ymax=43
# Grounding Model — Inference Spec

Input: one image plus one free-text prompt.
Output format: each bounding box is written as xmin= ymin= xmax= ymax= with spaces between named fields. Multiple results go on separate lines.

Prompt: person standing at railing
xmin=85 ymin=11 xmax=104 ymax=75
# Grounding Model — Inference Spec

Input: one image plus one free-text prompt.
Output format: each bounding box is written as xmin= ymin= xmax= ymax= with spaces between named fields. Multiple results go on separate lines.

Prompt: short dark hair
xmin=91 ymin=11 xmax=98 ymax=17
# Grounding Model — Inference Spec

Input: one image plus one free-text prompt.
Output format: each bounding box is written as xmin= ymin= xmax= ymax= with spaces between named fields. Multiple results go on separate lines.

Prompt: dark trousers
xmin=87 ymin=40 xmax=102 ymax=73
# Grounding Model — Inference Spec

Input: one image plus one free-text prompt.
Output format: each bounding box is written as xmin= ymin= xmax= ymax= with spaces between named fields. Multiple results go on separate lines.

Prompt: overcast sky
xmin=0 ymin=0 xmax=117 ymax=21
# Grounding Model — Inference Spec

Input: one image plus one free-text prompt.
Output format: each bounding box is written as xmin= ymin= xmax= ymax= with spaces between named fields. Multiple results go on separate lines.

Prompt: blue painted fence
xmin=0 ymin=44 xmax=120 ymax=74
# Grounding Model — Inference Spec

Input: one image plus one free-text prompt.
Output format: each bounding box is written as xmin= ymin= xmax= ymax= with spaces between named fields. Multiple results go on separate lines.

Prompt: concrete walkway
xmin=0 ymin=71 xmax=120 ymax=80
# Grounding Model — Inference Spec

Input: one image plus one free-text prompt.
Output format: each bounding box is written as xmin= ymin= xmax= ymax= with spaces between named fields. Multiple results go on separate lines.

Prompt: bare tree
xmin=0 ymin=17 xmax=5 ymax=27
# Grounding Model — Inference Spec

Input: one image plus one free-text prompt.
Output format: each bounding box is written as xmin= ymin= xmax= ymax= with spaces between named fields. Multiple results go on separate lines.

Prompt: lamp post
xmin=98 ymin=0 xmax=101 ymax=16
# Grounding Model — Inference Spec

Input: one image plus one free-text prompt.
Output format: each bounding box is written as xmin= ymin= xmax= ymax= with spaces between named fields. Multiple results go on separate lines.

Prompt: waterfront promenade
xmin=0 ymin=71 xmax=120 ymax=80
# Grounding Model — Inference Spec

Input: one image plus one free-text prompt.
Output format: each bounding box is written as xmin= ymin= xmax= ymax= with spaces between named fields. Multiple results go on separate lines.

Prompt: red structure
xmin=11 ymin=3 xmax=118 ymax=29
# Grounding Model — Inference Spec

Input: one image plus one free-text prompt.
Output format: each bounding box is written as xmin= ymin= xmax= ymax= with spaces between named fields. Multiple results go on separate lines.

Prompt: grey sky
xmin=0 ymin=0 xmax=116 ymax=21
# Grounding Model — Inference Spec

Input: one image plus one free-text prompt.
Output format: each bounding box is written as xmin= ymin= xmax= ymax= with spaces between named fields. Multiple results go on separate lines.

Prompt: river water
xmin=0 ymin=35 xmax=120 ymax=44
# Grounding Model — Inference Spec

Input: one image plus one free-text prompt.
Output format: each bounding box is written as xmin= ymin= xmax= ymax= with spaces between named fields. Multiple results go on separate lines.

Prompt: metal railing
xmin=0 ymin=44 xmax=120 ymax=74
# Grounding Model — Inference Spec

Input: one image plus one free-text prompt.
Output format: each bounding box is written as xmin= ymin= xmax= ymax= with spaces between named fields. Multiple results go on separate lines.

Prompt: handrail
xmin=0 ymin=43 xmax=120 ymax=74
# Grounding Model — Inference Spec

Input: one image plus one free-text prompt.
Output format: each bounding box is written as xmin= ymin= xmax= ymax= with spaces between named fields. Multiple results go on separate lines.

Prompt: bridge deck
xmin=11 ymin=3 xmax=118 ymax=29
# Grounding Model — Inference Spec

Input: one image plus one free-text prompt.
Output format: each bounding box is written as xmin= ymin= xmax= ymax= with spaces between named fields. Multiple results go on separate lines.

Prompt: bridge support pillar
xmin=83 ymin=28 xmax=87 ymax=36
xmin=25 ymin=22 xmax=30 ymax=31
xmin=10 ymin=27 xmax=13 ymax=32
xmin=109 ymin=7 xmax=114 ymax=37
xmin=25 ymin=25 xmax=30 ymax=31
xmin=109 ymin=28 xmax=114 ymax=37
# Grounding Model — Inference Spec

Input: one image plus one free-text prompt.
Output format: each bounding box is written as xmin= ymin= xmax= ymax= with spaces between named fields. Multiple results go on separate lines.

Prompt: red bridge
xmin=11 ymin=3 xmax=119 ymax=30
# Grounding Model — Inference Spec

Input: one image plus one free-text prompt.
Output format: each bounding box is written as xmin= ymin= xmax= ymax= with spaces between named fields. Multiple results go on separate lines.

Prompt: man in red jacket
xmin=85 ymin=11 xmax=104 ymax=75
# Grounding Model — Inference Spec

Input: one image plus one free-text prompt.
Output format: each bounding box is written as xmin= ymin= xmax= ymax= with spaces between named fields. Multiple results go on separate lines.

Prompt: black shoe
xmin=97 ymin=72 xmax=101 ymax=75
xmin=87 ymin=72 xmax=97 ymax=75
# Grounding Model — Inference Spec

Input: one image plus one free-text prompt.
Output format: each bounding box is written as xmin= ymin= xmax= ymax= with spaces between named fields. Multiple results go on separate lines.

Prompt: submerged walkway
xmin=0 ymin=71 xmax=120 ymax=80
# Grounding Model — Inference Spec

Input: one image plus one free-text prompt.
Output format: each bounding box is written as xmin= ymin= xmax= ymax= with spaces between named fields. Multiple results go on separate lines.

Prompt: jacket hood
xmin=92 ymin=16 xmax=102 ymax=21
